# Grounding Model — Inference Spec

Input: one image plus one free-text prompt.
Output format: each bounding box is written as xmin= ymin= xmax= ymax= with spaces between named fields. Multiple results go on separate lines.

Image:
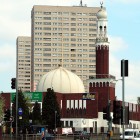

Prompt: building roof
xmin=36 ymin=66 xmax=85 ymax=93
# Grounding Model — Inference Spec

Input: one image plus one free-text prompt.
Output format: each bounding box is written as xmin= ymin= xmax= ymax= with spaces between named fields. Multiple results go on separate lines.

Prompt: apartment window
xmin=63 ymin=38 xmax=69 ymax=41
xmin=71 ymin=23 xmax=76 ymax=26
xmin=83 ymin=54 xmax=87 ymax=57
xmin=44 ymin=33 xmax=51 ymax=36
xmin=71 ymin=28 xmax=76 ymax=31
xmin=34 ymin=53 xmax=42 ymax=56
xmin=58 ymin=12 xmax=62 ymax=15
xmin=43 ymin=59 xmax=51 ymax=62
xmin=89 ymin=23 xmax=96 ymax=26
xmin=63 ymin=12 xmax=69 ymax=15
xmin=89 ymin=13 xmax=96 ymax=16
xmin=89 ymin=28 xmax=96 ymax=31
xmin=64 ymin=59 xmax=69 ymax=62
xmin=71 ymin=54 xmax=76 ymax=57
xmin=83 ymin=28 xmax=87 ymax=31
xmin=83 ymin=18 xmax=88 ymax=21
xmin=52 ymin=17 xmax=57 ymax=20
xmin=58 ymin=17 xmax=62 ymax=20
xmin=71 ymin=33 xmax=76 ymax=36
xmin=52 ymin=12 xmax=57 ymax=15
xmin=43 ymin=64 xmax=51 ymax=67
xmin=44 ymin=22 xmax=51 ymax=25
xmin=89 ymin=59 xmax=95 ymax=62
xmin=63 ymin=23 xmax=69 ymax=26
xmin=43 ymin=12 xmax=51 ymax=15
xmin=64 ymin=33 xmax=69 ymax=36
xmin=89 ymin=39 xmax=95 ymax=42
xmin=77 ymin=23 xmax=82 ymax=26
xmin=58 ymin=23 xmax=62 ymax=26
xmin=89 ymin=44 xmax=95 ymax=47
xmin=89 ymin=70 xmax=95 ymax=73
xmin=89 ymin=18 xmax=94 ymax=21
xmin=83 ymin=60 xmax=88 ymax=63
xmin=89 ymin=34 xmax=96 ymax=37
xmin=71 ymin=18 xmax=76 ymax=21
xmin=71 ymin=44 xmax=76 ymax=47
xmin=43 ymin=17 xmax=51 ymax=20
xmin=43 ymin=53 xmax=51 ymax=56
xmin=63 ymin=54 xmax=69 ymax=57
xmin=71 ymin=12 xmax=76 ymax=16
xmin=71 ymin=38 xmax=76 ymax=41
xmin=43 ymin=43 xmax=51 ymax=46
xmin=89 ymin=54 xmax=95 ymax=57
xmin=83 ymin=49 xmax=87 ymax=52
xmin=44 ymin=27 xmax=51 ymax=30
xmin=89 ymin=65 xmax=95 ymax=68
xmin=63 ymin=28 xmax=69 ymax=31
xmin=77 ymin=13 xmax=82 ymax=15
xmin=89 ymin=49 xmax=95 ymax=52
xmin=64 ymin=43 xmax=69 ymax=47
xmin=43 ymin=48 xmax=51 ymax=51
xmin=83 ymin=23 xmax=87 ymax=26
xmin=63 ymin=17 xmax=69 ymax=20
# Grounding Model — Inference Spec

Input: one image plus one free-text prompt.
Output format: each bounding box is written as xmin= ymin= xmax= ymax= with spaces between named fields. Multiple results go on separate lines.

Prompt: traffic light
xmin=103 ymin=106 xmax=109 ymax=120
xmin=113 ymin=100 xmax=122 ymax=124
xmin=11 ymin=78 xmax=16 ymax=89
xmin=4 ymin=109 xmax=11 ymax=121
xmin=121 ymin=60 xmax=128 ymax=77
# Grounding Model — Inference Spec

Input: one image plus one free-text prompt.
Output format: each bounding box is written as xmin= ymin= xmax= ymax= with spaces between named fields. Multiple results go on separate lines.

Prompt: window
xmin=43 ymin=17 xmax=51 ymax=20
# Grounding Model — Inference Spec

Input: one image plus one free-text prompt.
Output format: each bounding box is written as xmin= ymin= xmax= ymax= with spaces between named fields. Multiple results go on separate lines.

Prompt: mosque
xmin=1 ymin=4 xmax=140 ymax=134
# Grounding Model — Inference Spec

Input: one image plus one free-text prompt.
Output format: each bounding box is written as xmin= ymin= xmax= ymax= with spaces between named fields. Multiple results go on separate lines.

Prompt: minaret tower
xmin=96 ymin=2 xmax=109 ymax=78
xmin=88 ymin=3 xmax=116 ymax=112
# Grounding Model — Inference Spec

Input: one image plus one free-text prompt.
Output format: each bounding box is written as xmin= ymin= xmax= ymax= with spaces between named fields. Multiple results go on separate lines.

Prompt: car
xmin=120 ymin=129 xmax=139 ymax=140
xmin=134 ymin=134 xmax=140 ymax=140
xmin=74 ymin=131 xmax=90 ymax=140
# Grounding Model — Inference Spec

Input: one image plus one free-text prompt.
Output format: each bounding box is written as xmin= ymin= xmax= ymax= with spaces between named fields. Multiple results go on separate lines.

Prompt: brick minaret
xmin=89 ymin=4 xmax=116 ymax=112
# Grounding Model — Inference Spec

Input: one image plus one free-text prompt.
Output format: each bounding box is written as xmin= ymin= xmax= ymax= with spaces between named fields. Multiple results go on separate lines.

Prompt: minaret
xmin=96 ymin=2 xmax=109 ymax=78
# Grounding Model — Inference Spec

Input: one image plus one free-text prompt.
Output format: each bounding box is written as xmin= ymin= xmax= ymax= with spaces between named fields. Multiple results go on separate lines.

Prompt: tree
xmin=0 ymin=95 xmax=5 ymax=122
xmin=42 ymin=88 xmax=61 ymax=130
xmin=32 ymin=101 xmax=41 ymax=124
xmin=12 ymin=89 xmax=29 ymax=133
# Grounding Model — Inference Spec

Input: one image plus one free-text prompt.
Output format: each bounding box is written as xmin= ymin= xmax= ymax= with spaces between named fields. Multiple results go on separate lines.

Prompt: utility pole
xmin=121 ymin=59 xmax=128 ymax=140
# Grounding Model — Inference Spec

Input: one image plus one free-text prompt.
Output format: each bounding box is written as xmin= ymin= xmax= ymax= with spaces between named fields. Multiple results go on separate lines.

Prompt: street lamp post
xmin=55 ymin=111 xmax=57 ymax=134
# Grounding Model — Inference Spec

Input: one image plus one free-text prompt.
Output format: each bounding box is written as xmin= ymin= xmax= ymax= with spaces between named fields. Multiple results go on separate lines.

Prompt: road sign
xmin=18 ymin=108 xmax=23 ymax=116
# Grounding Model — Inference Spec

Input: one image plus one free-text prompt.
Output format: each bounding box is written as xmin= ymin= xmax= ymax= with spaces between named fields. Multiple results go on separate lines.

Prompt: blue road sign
xmin=18 ymin=108 xmax=23 ymax=115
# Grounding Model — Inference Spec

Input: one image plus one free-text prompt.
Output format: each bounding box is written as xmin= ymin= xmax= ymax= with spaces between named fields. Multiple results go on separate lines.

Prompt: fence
xmin=1 ymin=133 xmax=120 ymax=140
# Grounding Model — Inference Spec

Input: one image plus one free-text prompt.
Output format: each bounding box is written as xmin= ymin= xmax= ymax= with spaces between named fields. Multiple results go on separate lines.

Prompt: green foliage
xmin=42 ymin=88 xmax=61 ymax=130
xmin=12 ymin=89 xmax=29 ymax=133
xmin=32 ymin=101 xmax=41 ymax=124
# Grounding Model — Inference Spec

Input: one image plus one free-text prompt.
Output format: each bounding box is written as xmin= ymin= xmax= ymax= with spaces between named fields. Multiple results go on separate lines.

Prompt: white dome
xmin=97 ymin=7 xmax=107 ymax=19
xmin=36 ymin=67 xmax=85 ymax=93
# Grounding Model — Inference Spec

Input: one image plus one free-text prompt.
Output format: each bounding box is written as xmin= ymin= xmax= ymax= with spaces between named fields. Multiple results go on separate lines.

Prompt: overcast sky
xmin=0 ymin=0 xmax=140 ymax=103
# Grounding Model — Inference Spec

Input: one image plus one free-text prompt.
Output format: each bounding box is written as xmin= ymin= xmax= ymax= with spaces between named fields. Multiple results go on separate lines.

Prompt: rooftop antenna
xmin=100 ymin=1 xmax=103 ymax=8
xmin=80 ymin=0 xmax=83 ymax=6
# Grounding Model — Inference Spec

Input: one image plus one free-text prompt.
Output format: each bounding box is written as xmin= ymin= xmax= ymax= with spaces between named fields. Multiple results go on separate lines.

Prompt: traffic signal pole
xmin=122 ymin=60 xmax=125 ymax=140
xmin=16 ymin=80 xmax=18 ymax=139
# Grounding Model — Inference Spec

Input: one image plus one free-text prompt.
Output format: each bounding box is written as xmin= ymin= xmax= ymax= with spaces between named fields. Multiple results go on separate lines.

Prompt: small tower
xmin=96 ymin=2 xmax=109 ymax=78
xmin=88 ymin=3 xmax=116 ymax=112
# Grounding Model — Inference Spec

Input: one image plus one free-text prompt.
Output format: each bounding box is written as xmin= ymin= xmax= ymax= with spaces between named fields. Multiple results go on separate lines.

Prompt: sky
xmin=0 ymin=0 xmax=140 ymax=104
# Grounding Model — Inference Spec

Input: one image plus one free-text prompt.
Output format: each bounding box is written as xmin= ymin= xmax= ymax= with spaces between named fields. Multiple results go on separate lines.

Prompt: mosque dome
xmin=97 ymin=6 xmax=107 ymax=19
xmin=36 ymin=67 xmax=85 ymax=93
